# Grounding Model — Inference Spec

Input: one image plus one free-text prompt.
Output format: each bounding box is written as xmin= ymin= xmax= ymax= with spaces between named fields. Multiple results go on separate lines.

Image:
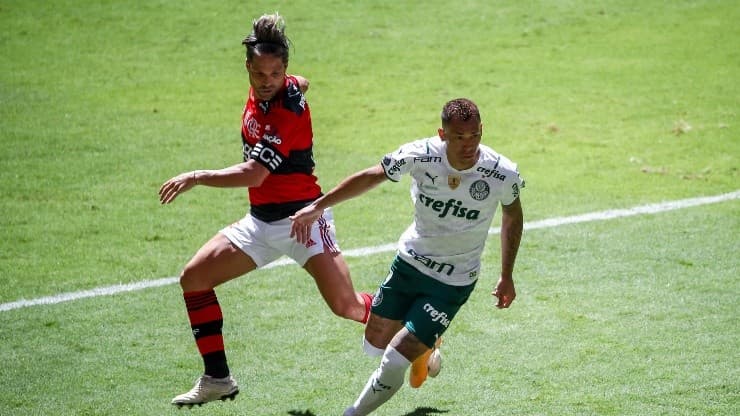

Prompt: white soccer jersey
xmin=381 ymin=135 xmax=524 ymax=286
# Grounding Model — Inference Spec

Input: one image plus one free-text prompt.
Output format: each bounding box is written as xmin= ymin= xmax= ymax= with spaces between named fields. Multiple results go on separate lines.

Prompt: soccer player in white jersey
xmin=290 ymin=98 xmax=524 ymax=415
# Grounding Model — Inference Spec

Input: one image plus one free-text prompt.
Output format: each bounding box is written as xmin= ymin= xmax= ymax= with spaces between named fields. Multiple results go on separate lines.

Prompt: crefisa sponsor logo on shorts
xmin=423 ymin=303 xmax=451 ymax=327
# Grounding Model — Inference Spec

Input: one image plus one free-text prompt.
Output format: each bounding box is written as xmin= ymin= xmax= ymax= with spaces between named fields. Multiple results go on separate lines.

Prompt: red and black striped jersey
xmin=240 ymin=75 xmax=321 ymax=221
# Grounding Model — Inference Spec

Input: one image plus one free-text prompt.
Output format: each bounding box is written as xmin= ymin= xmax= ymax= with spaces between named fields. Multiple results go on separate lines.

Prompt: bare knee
xmin=364 ymin=315 xmax=402 ymax=349
xmin=177 ymin=234 xmax=255 ymax=292
xmin=364 ymin=332 xmax=389 ymax=352
xmin=179 ymin=263 xmax=212 ymax=292
xmin=179 ymin=255 xmax=220 ymax=292
xmin=390 ymin=329 xmax=429 ymax=362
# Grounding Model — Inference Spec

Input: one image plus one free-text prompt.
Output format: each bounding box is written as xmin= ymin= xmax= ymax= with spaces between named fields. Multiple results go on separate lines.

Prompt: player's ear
xmin=438 ymin=127 xmax=446 ymax=141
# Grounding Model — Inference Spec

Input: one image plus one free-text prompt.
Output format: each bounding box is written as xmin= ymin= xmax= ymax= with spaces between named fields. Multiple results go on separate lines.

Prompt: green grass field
xmin=1 ymin=0 xmax=738 ymax=415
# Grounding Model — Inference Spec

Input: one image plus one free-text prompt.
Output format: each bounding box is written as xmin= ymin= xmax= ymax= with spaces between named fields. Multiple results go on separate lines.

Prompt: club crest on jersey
xmin=372 ymin=289 xmax=383 ymax=307
xmin=244 ymin=114 xmax=260 ymax=139
xmin=448 ymin=174 xmax=461 ymax=190
xmin=469 ymin=180 xmax=490 ymax=201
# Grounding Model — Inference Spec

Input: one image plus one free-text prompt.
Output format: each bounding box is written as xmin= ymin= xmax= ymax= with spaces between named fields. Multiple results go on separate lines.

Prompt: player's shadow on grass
xmin=402 ymin=407 xmax=449 ymax=416
xmin=287 ymin=410 xmax=316 ymax=416
xmin=286 ymin=407 xmax=447 ymax=416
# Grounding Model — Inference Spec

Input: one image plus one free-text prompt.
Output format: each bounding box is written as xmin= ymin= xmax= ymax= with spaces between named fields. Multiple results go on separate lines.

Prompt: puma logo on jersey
xmin=258 ymin=101 xmax=270 ymax=114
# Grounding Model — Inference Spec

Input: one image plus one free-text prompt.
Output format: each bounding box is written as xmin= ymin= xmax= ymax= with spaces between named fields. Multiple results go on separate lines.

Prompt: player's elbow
xmin=239 ymin=161 xmax=270 ymax=187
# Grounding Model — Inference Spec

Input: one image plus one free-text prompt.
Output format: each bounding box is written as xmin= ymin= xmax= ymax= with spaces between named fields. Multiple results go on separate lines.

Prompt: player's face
xmin=439 ymin=118 xmax=482 ymax=170
xmin=246 ymin=54 xmax=287 ymax=101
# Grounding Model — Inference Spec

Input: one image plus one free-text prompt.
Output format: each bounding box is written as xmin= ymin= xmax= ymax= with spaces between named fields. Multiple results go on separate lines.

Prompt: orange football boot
xmin=409 ymin=337 xmax=442 ymax=388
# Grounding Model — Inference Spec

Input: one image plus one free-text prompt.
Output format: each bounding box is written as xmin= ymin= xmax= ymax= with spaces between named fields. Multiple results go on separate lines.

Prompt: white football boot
xmin=427 ymin=348 xmax=442 ymax=378
xmin=171 ymin=375 xmax=239 ymax=408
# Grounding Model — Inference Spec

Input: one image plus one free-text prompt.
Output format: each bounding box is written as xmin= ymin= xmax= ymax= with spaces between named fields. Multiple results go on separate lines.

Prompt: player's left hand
xmin=492 ymin=276 xmax=516 ymax=309
xmin=159 ymin=171 xmax=197 ymax=204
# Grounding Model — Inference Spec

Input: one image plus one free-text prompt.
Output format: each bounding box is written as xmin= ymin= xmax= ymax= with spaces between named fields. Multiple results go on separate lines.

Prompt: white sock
xmin=363 ymin=337 xmax=385 ymax=357
xmin=346 ymin=346 xmax=410 ymax=416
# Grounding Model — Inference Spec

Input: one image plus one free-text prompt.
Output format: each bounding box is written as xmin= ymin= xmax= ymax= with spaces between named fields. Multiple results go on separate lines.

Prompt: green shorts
xmin=371 ymin=256 xmax=477 ymax=348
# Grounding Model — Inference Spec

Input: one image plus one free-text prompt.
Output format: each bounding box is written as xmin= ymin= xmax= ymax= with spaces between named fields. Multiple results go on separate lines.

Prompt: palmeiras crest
xmin=372 ymin=289 xmax=383 ymax=307
xmin=469 ymin=179 xmax=490 ymax=201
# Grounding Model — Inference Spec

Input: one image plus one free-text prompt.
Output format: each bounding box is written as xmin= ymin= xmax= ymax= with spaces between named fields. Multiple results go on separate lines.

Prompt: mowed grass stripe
xmin=1 ymin=190 xmax=737 ymax=313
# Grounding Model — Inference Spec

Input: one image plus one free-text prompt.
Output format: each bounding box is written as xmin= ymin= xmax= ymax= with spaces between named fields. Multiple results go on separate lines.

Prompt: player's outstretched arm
xmin=159 ymin=160 xmax=269 ymax=204
xmin=158 ymin=171 xmax=198 ymax=204
xmin=290 ymin=164 xmax=387 ymax=244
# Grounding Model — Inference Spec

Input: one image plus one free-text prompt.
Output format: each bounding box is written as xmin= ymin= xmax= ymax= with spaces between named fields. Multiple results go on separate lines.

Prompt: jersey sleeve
xmin=380 ymin=139 xmax=429 ymax=182
xmin=497 ymin=156 xmax=525 ymax=205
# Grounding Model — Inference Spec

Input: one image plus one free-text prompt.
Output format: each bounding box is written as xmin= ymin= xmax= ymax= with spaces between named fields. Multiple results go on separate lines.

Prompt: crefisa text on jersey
xmin=386 ymin=158 xmax=406 ymax=175
xmin=417 ymin=193 xmax=481 ymax=219
xmin=476 ymin=166 xmax=507 ymax=181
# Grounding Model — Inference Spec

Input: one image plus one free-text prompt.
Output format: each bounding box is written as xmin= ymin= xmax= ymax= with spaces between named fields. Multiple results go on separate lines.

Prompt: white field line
xmin=1 ymin=190 xmax=738 ymax=313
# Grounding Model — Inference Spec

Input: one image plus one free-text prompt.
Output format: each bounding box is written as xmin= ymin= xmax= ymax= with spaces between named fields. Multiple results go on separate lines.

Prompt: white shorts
xmin=220 ymin=208 xmax=340 ymax=268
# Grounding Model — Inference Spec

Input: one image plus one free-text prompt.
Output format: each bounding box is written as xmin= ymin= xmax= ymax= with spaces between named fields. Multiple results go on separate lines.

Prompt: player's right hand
xmin=289 ymin=205 xmax=323 ymax=244
xmin=492 ymin=275 xmax=516 ymax=309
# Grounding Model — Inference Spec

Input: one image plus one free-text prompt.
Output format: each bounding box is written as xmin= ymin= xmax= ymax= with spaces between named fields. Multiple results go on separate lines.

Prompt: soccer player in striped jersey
xmin=290 ymin=98 xmax=525 ymax=415
xmin=159 ymin=13 xmax=372 ymax=407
